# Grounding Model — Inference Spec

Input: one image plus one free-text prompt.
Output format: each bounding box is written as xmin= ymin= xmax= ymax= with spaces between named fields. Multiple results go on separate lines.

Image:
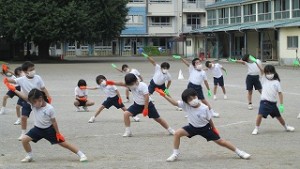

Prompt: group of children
xmin=1 ymin=53 xmax=297 ymax=163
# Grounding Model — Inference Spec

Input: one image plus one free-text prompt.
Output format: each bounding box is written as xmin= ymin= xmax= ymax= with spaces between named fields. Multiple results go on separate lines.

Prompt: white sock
xmin=255 ymin=126 xmax=259 ymax=130
xmin=235 ymin=148 xmax=242 ymax=154
xmin=21 ymin=130 xmax=26 ymax=135
xmin=77 ymin=151 xmax=85 ymax=157
xmin=125 ymin=127 xmax=131 ymax=132
xmin=167 ymin=127 xmax=173 ymax=131
xmin=173 ymin=149 xmax=179 ymax=155
xmin=284 ymin=124 xmax=288 ymax=130
xmin=27 ymin=152 xmax=33 ymax=158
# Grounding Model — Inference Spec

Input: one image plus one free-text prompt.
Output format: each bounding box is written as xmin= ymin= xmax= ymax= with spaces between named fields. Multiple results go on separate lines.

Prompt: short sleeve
xmin=189 ymin=64 xmax=194 ymax=73
xmin=74 ymin=87 xmax=79 ymax=96
xmin=112 ymin=85 xmax=117 ymax=90
xmin=177 ymin=101 xmax=184 ymax=108
xmin=140 ymin=83 xmax=149 ymax=95
xmin=48 ymin=107 xmax=56 ymax=119
xmin=217 ymin=63 xmax=223 ymax=69
xmin=36 ymin=75 xmax=45 ymax=88
xmin=155 ymin=64 xmax=161 ymax=72
xmin=275 ymin=81 xmax=282 ymax=93
xmin=205 ymin=108 xmax=212 ymax=121
xmin=166 ymin=73 xmax=172 ymax=81
xmin=133 ymin=69 xmax=140 ymax=76
xmin=14 ymin=77 xmax=22 ymax=86
xmin=202 ymin=71 xmax=208 ymax=80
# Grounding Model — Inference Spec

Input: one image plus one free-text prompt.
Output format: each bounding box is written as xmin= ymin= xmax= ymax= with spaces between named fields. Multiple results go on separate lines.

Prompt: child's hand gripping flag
xmin=279 ymin=104 xmax=284 ymax=113
xmin=2 ymin=64 xmax=8 ymax=73
xmin=118 ymin=97 xmax=123 ymax=105
xmin=111 ymin=63 xmax=117 ymax=68
xmin=172 ymin=55 xmax=181 ymax=59
xmin=207 ymin=90 xmax=212 ymax=98
xmin=228 ymin=58 xmax=237 ymax=63
xmin=141 ymin=52 xmax=149 ymax=58
xmin=249 ymin=55 xmax=257 ymax=63
xmin=142 ymin=108 xmax=148 ymax=117
xmin=56 ymin=133 xmax=65 ymax=142
xmin=155 ymin=88 xmax=165 ymax=96
xmin=212 ymin=127 xmax=220 ymax=136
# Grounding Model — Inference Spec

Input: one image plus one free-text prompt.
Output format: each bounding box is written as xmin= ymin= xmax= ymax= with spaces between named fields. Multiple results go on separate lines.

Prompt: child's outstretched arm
xmin=154 ymin=88 xmax=179 ymax=106
xmin=3 ymin=78 xmax=27 ymax=100
xmin=51 ymin=118 xmax=65 ymax=142
xmin=111 ymin=63 xmax=123 ymax=73
xmin=173 ymin=55 xmax=190 ymax=67
xmin=142 ymin=53 xmax=156 ymax=66
xmin=204 ymin=80 xmax=212 ymax=97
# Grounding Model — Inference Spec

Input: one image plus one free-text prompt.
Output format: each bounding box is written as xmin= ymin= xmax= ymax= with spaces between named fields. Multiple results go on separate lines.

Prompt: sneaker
xmin=88 ymin=116 xmax=95 ymax=123
xmin=79 ymin=155 xmax=88 ymax=162
xmin=122 ymin=130 xmax=132 ymax=137
xmin=252 ymin=128 xmax=258 ymax=135
xmin=0 ymin=107 xmax=6 ymax=115
xmin=18 ymin=134 xmax=25 ymax=141
xmin=297 ymin=113 xmax=300 ymax=119
xmin=248 ymin=104 xmax=253 ymax=110
xmin=83 ymin=106 xmax=89 ymax=112
xmin=210 ymin=109 xmax=220 ymax=118
xmin=166 ymin=153 xmax=179 ymax=162
xmin=176 ymin=107 xmax=182 ymax=111
xmin=132 ymin=116 xmax=140 ymax=122
xmin=237 ymin=151 xmax=251 ymax=159
xmin=168 ymin=128 xmax=175 ymax=135
xmin=213 ymin=95 xmax=217 ymax=100
xmin=21 ymin=156 xmax=33 ymax=162
xmin=224 ymin=95 xmax=227 ymax=100
xmin=76 ymin=107 xmax=81 ymax=112
xmin=286 ymin=125 xmax=295 ymax=132
xmin=14 ymin=119 xmax=21 ymax=125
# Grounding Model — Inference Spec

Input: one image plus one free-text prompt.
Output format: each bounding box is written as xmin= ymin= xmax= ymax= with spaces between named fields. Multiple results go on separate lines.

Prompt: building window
xmin=150 ymin=16 xmax=171 ymax=26
xmin=230 ymin=6 xmax=241 ymax=24
xmin=187 ymin=14 xmax=201 ymax=29
xmin=186 ymin=40 xmax=191 ymax=46
xmin=287 ymin=36 xmax=298 ymax=48
xmin=293 ymin=0 xmax=300 ymax=17
xmin=218 ymin=8 xmax=229 ymax=25
xmin=207 ymin=10 xmax=217 ymax=26
xmin=149 ymin=0 xmax=171 ymax=3
xmin=126 ymin=15 xmax=143 ymax=25
xmin=149 ymin=38 xmax=166 ymax=47
xmin=244 ymin=4 xmax=256 ymax=22
xmin=275 ymin=0 xmax=290 ymax=19
xmin=129 ymin=0 xmax=145 ymax=2
xmin=258 ymin=1 xmax=271 ymax=21
xmin=187 ymin=0 xmax=196 ymax=3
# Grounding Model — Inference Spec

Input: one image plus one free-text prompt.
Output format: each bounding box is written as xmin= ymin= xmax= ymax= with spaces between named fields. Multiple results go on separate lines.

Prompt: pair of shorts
xmin=76 ymin=99 xmax=87 ymax=107
xmin=21 ymin=101 xmax=32 ymax=117
xmin=6 ymin=86 xmax=21 ymax=98
xmin=183 ymin=123 xmax=220 ymax=141
xmin=258 ymin=100 xmax=281 ymax=118
xmin=127 ymin=101 xmax=160 ymax=119
xmin=102 ymin=95 xmax=125 ymax=109
xmin=187 ymin=82 xmax=205 ymax=100
xmin=148 ymin=79 xmax=166 ymax=94
xmin=17 ymin=98 xmax=24 ymax=106
xmin=213 ymin=76 xmax=224 ymax=86
xmin=26 ymin=125 xmax=64 ymax=144
xmin=246 ymin=75 xmax=262 ymax=91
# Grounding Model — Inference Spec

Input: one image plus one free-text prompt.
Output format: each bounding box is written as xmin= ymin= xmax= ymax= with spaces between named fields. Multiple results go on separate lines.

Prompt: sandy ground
xmin=0 ymin=57 xmax=299 ymax=169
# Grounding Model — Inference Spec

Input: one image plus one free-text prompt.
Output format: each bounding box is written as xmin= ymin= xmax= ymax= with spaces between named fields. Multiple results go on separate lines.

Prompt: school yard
xmin=0 ymin=57 xmax=299 ymax=169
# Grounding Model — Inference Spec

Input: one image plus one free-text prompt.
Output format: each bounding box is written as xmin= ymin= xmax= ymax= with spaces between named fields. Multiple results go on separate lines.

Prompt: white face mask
xmin=188 ymin=98 xmax=199 ymax=107
xmin=162 ymin=69 xmax=168 ymax=74
xmin=27 ymin=70 xmax=36 ymax=77
xmin=211 ymin=64 xmax=215 ymax=68
xmin=266 ymin=74 xmax=274 ymax=80
xmin=100 ymin=80 xmax=106 ymax=87
xmin=196 ymin=64 xmax=203 ymax=70
xmin=125 ymin=69 xmax=130 ymax=73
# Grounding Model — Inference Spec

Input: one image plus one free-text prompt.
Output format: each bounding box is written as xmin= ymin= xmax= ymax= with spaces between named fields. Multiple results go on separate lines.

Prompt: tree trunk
xmin=38 ymin=41 xmax=50 ymax=58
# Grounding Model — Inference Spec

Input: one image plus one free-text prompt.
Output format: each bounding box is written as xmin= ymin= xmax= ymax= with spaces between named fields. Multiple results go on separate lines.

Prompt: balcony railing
xmin=230 ymin=17 xmax=241 ymax=24
xmin=244 ymin=15 xmax=256 ymax=22
xmin=218 ymin=18 xmax=229 ymax=25
xmin=293 ymin=9 xmax=300 ymax=18
xmin=183 ymin=24 xmax=202 ymax=32
xmin=258 ymin=13 xmax=271 ymax=21
xmin=183 ymin=0 xmax=212 ymax=10
xmin=274 ymin=11 xmax=290 ymax=19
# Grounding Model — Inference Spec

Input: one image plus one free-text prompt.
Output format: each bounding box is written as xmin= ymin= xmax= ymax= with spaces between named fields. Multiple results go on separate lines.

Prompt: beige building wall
xmin=247 ymin=31 xmax=259 ymax=56
xmin=279 ymin=27 xmax=300 ymax=65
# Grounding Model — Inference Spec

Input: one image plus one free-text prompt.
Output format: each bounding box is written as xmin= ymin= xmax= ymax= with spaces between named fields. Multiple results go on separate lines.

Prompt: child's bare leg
xmin=213 ymin=85 xmax=217 ymax=95
xmin=221 ymin=86 xmax=226 ymax=95
xmin=59 ymin=142 xmax=79 ymax=154
xmin=255 ymin=114 xmax=263 ymax=127
xmin=16 ymin=105 xmax=21 ymax=118
xmin=94 ymin=105 xmax=105 ymax=118
xmin=86 ymin=100 xmax=95 ymax=106
xmin=124 ymin=111 xmax=132 ymax=127
xmin=154 ymin=117 xmax=169 ymax=129
xmin=2 ymin=95 xmax=9 ymax=107
xmin=126 ymin=88 xmax=130 ymax=100
xmin=22 ymin=135 xmax=33 ymax=153
xmin=214 ymin=139 xmax=236 ymax=152
xmin=247 ymin=90 xmax=253 ymax=104
xmin=74 ymin=100 xmax=80 ymax=107
xmin=173 ymin=129 xmax=189 ymax=149
xmin=276 ymin=116 xmax=286 ymax=126
xmin=21 ymin=116 xmax=28 ymax=131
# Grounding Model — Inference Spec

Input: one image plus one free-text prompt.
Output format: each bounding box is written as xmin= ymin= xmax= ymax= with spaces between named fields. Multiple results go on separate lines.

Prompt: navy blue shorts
xmin=183 ymin=123 xmax=220 ymax=141
xmin=258 ymin=100 xmax=281 ymax=118
xmin=148 ymin=79 xmax=166 ymax=94
xmin=17 ymin=98 xmax=24 ymax=106
xmin=187 ymin=82 xmax=205 ymax=100
xmin=213 ymin=76 xmax=224 ymax=86
xmin=76 ymin=99 xmax=87 ymax=107
xmin=246 ymin=75 xmax=262 ymax=91
xmin=26 ymin=125 xmax=64 ymax=144
xmin=102 ymin=95 xmax=125 ymax=109
xmin=127 ymin=101 xmax=160 ymax=119
xmin=6 ymin=86 xmax=21 ymax=98
xmin=21 ymin=101 xmax=32 ymax=117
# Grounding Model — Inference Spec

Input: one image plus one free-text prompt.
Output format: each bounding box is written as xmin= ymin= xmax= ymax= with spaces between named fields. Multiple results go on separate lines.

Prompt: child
xmin=154 ymin=88 xmax=251 ymax=162
xmin=143 ymin=53 xmax=182 ymax=111
xmin=233 ymin=54 xmax=262 ymax=110
xmin=173 ymin=56 xmax=219 ymax=117
xmin=0 ymin=67 xmax=24 ymax=125
xmin=87 ymin=75 xmax=140 ymax=123
xmin=205 ymin=61 xmax=227 ymax=100
xmin=112 ymin=64 xmax=143 ymax=102
xmin=251 ymin=64 xmax=295 ymax=135
xmin=74 ymin=79 xmax=95 ymax=112
xmin=6 ymin=61 xmax=52 ymax=140
xmin=105 ymin=73 xmax=175 ymax=137
xmin=3 ymin=85 xmax=87 ymax=162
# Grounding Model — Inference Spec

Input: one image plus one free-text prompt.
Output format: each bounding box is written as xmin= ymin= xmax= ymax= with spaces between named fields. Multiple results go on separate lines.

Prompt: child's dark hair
xmin=125 ymin=73 xmax=138 ymax=85
xmin=121 ymin=64 xmax=129 ymax=71
xmin=77 ymin=79 xmax=87 ymax=87
xmin=160 ymin=62 xmax=170 ymax=69
xmin=14 ymin=67 xmax=22 ymax=76
xmin=28 ymin=88 xmax=49 ymax=104
xmin=181 ymin=88 xmax=198 ymax=103
xmin=205 ymin=61 xmax=211 ymax=68
xmin=192 ymin=58 xmax=200 ymax=66
xmin=264 ymin=65 xmax=280 ymax=81
xmin=21 ymin=61 xmax=34 ymax=71
xmin=242 ymin=54 xmax=251 ymax=62
xmin=96 ymin=75 xmax=106 ymax=85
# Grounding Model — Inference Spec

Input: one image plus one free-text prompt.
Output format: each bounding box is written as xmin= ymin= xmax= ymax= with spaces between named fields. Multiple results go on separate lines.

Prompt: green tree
xmin=0 ymin=0 xmax=128 ymax=58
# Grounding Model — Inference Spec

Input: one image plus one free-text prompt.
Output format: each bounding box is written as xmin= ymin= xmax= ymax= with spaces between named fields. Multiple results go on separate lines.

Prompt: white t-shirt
xmin=188 ymin=65 xmax=207 ymax=85
xmin=178 ymin=101 xmax=211 ymax=128
xmin=129 ymin=69 xmax=141 ymax=81
xmin=14 ymin=75 xmax=45 ymax=96
xmin=96 ymin=85 xmax=117 ymax=98
xmin=209 ymin=63 xmax=223 ymax=78
xmin=32 ymin=103 xmax=55 ymax=129
xmin=152 ymin=64 xmax=171 ymax=85
xmin=131 ymin=82 xmax=149 ymax=105
xmin=260 ymin=77 xmax=282 ymax=102
xmin=245 ymin=59 xmax=261 ymax=75
xmin=74 ymin=87 xmax=88 ymax=97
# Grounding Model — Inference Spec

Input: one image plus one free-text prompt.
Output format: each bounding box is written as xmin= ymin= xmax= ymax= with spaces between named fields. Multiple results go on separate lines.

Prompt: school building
xmin=184 ymin=0 xmax=300 ymax=65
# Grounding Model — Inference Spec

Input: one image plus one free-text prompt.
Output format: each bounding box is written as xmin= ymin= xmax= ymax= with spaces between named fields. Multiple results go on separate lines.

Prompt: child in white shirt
xmin=74 ymin=79 xmax=95 ymax=112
